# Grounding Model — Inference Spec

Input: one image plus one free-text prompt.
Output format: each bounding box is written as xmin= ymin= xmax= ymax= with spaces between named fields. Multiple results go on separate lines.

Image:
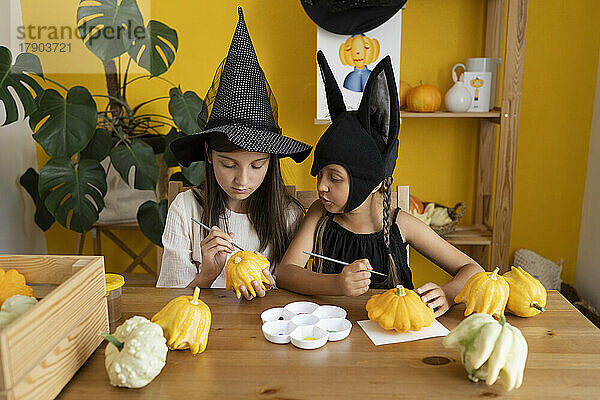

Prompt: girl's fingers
xmin=428 ymin=296 xmax=446 ymax=310
xmin=252 ymin=280 xmax=266 ymax=297
xmin=420 ymin=288 xmax=444 ymax=303
xmin=207 ymin=227 xmax=235 ymax=242
xmin=351 ymin=285 xmax=370 ymax=296
xmin=353 ymin=278 xmax=371 ymax=288
xmin=262 ymin=269 xmax=276 ymax=286
xmin=416 ymin=282 xmax=439 ymax=295
xmin=204 ymin=247 xmax=233 ymax=261
xmin=434 ymin=303 xmax=450 ymax=318
xmin=204 ymin=237 xmax=234 ymax=252
xmin=239 ymin=285 xmax=254 ymax=300
xmin=352 ymin=271 xmax=372 ymax=281
xmin=345 ymin=259 xmax=371 ymax=273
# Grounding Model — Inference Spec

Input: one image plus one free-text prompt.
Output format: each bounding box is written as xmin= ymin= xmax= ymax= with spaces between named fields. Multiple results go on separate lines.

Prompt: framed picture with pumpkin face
xmin=315 ymin=10 xmax=402 ymax=122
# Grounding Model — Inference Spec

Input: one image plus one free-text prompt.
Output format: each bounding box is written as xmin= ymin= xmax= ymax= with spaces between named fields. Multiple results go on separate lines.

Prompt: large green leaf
xmin=0 ymin=46 xmax=44 ymax=126
xmin=168 ymin=87 xmax=206 ymax=134
xmin=80 ymin=128 xmax=114 ymax=161
xmin=30 ymin=87 xmax=97 ymax=158
xmin=110 ymin=138 xmax=158 ymax=190
xmin=76 ymin=0 xmax=144 ymax=63
xmin=182 ymin=162 xmax=205 ymax=186
xmin=125 ymin=20 xmax=178 ymax=77
xmin=163 ymin=127 xmax=184 ymax=167
xmin=137 ymin=199 xmax=167 ymax=247
xmin=19 ymin=168 xmax=55 ymax=231
xmin=39 ymin=158 xmax=107 ymax=233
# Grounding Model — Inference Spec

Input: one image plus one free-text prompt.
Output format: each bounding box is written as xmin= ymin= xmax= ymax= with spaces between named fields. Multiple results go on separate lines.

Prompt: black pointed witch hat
xmin=300 ymin=0 xmax=406 ymax=35
xmin=171 ymin=7 xmax=312 ymax=166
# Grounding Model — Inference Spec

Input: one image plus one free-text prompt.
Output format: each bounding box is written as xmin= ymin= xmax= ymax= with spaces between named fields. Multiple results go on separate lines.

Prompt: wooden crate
xmin=0 ymin=255 xmax=108 ymax=400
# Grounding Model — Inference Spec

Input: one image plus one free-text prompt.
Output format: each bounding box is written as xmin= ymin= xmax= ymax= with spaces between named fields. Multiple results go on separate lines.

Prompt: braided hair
xmin=381 ymin=176 xmax=401 ymax=287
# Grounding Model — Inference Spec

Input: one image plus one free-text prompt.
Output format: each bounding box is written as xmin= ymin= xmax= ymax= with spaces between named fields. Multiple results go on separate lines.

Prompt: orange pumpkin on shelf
xmin=406 ymin=82 xmax=442 ymax=112
xmin=399 ymin=80 xmax=413 ymax=108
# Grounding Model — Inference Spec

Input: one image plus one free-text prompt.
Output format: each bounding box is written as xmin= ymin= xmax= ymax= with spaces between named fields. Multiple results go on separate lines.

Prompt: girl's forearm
xmin=441 ymin=263 xmax=484 ymax=303
xmin=276 ymin=264 xmax=343 ymax=296
xmin=187 ymin=268 xmax=219 ymax=288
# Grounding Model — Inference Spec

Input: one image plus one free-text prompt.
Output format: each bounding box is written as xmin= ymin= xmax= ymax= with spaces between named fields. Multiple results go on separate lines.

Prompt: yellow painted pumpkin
xmin=151 ymin=287 xmax=211 ymax=354
xmin=0 ymin=269 xmax=34 ymax=307
xmin=454 ymin=267 xmax=509 ymax=317
xmin=503 ymin=266 xmax=547 ymax=317
xmin=366 ymin=285 xmax=434 ymax=332
xmin=406 ymin=83 xmax=441 ymax=112
xmin=339 ymin=35 xmax=380 ymax=70
xmin=226 ymin=251 xmax=270 ymax=299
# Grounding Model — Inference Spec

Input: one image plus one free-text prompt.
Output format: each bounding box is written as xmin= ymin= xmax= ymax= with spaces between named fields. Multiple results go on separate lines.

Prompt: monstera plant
xmin=1 ymin=0 xmax=207 ymax=246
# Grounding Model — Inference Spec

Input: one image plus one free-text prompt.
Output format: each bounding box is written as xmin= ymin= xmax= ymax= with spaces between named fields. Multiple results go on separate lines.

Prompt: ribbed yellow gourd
xmin=225 ymin=251 xmax=270 ymax=299
xmin=454 ymin=267 xmax=509 ymax=317
xmin=366 ymin=285 xmax=435 ymax=332
xmin=503 ymin=266 xmax=547 ymax=317
xmin=151 ymin=287 xmax=211 ymax=355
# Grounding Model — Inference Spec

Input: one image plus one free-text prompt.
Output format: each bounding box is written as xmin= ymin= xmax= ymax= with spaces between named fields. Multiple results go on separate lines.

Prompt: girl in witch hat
xmin=157 ymin=8 xmax=312 ymax=300
xmin=276 ymin=51 xmax=483 ymax=317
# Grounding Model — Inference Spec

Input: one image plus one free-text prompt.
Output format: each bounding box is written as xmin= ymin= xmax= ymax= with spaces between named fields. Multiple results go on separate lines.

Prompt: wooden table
xmin=56 ymin=288 xmax=600 ymax=399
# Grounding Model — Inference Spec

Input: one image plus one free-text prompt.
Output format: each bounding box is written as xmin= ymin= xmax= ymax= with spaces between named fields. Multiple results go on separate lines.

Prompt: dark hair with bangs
xmin=191 ymin=133 xmax=303 ymax=265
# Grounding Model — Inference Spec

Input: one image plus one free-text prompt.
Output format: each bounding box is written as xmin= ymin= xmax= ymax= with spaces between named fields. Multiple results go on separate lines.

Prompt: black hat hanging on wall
xmin=300 ymin=0 xmax=407 ymax=35
xmin=311 ymin=50 xmax=400 ymax=212
xmin=171 ymin=7 xmax=312 ymax=167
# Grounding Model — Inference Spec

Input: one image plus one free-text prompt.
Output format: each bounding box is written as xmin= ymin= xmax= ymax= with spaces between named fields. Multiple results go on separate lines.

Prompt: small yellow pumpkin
xmin=151 ymin=287 xmax=211 ymax=354
xmin=366 ymin=285 xmax=434 ymax=332
xmin=503 ymin=266 xmax=546 ymax=317
xmin=406 ymin=82 xmax=442 ymax=112
xmin=0 ymin=269 xmax=34 ymax=307
xmin=454 ymin=267 xmax=509 ymax=317
xmin=225 ymin=251 xmax=270 ymax=299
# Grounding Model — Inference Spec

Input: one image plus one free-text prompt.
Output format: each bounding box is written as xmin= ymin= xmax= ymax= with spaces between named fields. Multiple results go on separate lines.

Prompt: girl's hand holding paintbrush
xmin=198 ymin=226 xmax=235 ymax=283
xmin=337 ymin=259 xmax=373 ymax=296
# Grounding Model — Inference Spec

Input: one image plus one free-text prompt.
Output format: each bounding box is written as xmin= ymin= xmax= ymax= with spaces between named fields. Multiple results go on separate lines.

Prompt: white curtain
xmin=0 ymin=0 xmax=47 ymax=254
xmin=575 ymin=50 xmax=600 ymax=311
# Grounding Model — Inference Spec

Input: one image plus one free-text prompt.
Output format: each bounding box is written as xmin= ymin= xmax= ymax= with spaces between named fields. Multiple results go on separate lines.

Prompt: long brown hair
xmin=192 ymin=133 xmax=302 ymax=265
xmin=313 ymin=176 xmax=400 ymax=287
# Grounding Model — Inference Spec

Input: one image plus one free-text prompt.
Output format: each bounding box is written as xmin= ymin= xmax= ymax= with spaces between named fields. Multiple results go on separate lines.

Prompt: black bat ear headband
xmin=311 ymin=50 xmax=400 ymax=212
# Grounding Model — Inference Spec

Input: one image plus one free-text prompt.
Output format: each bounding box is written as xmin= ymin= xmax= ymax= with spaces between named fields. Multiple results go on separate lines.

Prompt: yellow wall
xmin=20 ymin=1 xmax=599 ymax=286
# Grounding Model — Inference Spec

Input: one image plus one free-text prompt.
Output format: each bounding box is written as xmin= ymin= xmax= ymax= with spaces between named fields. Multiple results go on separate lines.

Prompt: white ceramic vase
xmin=445 ymin=63 xmax=472 ymax=112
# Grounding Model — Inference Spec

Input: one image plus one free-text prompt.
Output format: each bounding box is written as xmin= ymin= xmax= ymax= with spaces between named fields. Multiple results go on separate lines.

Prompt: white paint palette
xmin=260 ymin=301 xmax=352 ymax=349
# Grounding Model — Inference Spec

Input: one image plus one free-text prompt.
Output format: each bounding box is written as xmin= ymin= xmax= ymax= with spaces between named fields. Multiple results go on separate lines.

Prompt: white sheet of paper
xmin=357 ymin=319 xmax=450 ymax=346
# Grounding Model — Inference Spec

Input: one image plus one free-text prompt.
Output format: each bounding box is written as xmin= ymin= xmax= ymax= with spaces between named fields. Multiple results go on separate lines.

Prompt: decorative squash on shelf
xmin=0 ymin=268 xmax=34 ymax=307
xmin=406 ymin=82 xmax=442 ymax=112
xmin=443 ymin=313 xmax=528 ymax=391
xmin=226 ymin=251 xmax=270 ymax=299
xmin=409 ymin=194 xmax=424 ymax=214
xmin=151 ymin=287 xmax=211 ymax=354
xmin=399 ymin=80 xmax=413 ymax=108
xmin=102 ymin=316 xmax=167 ymax=389
xmin=366 ymin=285 xmax=434 ymax=332
xmin=0 ymin=295 xmax=38 ymax=328
xmin=503 ymin=266 xmax=547 ymax=317
xmin=454 ymin=267 xmax=509 ymax=317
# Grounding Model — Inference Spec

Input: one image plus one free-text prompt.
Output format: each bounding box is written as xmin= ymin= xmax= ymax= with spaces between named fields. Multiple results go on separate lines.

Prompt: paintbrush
xmin=302 ymin=250 xmax=387 ymax=277
xmin=191 ymin=217 xmax=245 ymax=251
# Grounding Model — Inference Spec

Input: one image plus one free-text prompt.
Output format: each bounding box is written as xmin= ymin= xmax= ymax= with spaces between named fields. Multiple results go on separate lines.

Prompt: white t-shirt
xmin=156 ymin=189 xmax=303 ymax=288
